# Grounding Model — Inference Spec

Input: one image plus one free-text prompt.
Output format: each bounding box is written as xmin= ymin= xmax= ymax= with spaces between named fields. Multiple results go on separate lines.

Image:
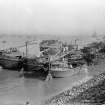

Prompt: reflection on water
xmin=0 ymin=68 xmax=90 ymax=105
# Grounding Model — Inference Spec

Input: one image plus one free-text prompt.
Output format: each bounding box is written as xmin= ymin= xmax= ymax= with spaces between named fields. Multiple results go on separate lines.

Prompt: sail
xmin=18 ymin=40 xmax=41 ymax=57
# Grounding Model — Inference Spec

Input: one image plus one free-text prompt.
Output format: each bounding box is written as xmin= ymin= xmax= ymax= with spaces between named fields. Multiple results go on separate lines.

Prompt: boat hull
xmin=50 ymin=67 xmax=81 ymax=78
xmin=0 ymin=57 xmax=21 ymax=70
xmin=22 ymin=57 xmax=48 ymax=72
xmin=22 ymin=63 xmax=44 ymax=72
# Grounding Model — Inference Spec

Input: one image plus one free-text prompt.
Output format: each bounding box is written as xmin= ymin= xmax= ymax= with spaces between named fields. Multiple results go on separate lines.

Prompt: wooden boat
xmin=50 ymin=66 xmax=81 ymax=78
xmin=50 ymin=60 xmax=82 ymax=78
xmin=0 ymin=56 xmax=22 ymax=70
xmin=0 ymin=50 xmax=23 ymax=70
xmin=22 ymin=57 xmax=48 ymax=73
xmin=48 ymin=49 xmax=85 ymax=78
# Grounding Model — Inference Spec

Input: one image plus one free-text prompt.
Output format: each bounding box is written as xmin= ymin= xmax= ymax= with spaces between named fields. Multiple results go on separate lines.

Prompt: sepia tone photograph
xmin=0 ymin=0 xmax=105 ymax=105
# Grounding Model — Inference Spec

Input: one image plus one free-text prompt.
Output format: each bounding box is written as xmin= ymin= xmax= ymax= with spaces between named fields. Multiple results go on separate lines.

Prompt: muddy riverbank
xmin=43 ymin=70 xmax=105 ymax=105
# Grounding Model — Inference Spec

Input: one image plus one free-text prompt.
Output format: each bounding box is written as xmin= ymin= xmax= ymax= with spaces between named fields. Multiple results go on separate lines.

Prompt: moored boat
xmin=50 ymin=67 xmax=81 ymax=78
xmin=0 ymin=56 xmax=22 ymax=70
xmin=0 ymin=49 xmax=23 ymax=70
xmin=40 ymin=39 xmax=85 ymax=78
xmin=22 ymin=57 xmax=48 ymax=74
xmin=50 ymin=60 xmax=82 ymax=78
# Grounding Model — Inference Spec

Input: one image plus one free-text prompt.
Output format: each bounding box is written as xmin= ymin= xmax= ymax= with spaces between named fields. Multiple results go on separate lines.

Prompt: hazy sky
xmin=0 ymin=0 xmax=105 ymax=36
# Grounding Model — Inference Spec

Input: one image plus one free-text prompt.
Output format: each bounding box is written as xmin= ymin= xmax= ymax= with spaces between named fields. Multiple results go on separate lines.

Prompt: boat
xmin=48 ymin=47 xmax=85 ymax=78
xmin=0 ymin=40 xmax=48 ymax=72
xmin=22 ymin=57 xmax=42 ymax=72
xmin=0 ymin=40 xmax=43 ymax=71
xmin=50 ymin=61 xmax=82 ymax=78
xmin=21 ymin=56 xmax=49 ymax=78
xmin=50 ymin=67 xmax=81 ymax=78
xmin=40 ymin=39 xmax=85 ymax=78
xmin=0 ymin=56 xmax=22 ymax=70
xmin=20 ymin=41 xmax=48 ymax=72
xmin=0 ymin=49 xmax=23 ymax=70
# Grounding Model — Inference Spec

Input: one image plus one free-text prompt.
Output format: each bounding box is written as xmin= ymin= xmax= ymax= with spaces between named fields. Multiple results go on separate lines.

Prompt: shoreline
xmin=43 ymin=71 xmax=105 ymax=105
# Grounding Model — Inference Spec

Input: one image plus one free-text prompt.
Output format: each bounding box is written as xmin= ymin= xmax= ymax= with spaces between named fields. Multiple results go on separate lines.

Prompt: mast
xmin=75 ymin=39 xmax=78 ymax=50
xmin=25 ymin=41 xmax=28 ymax=57
xmin=45 ymin=55 xmax=52 ymax=81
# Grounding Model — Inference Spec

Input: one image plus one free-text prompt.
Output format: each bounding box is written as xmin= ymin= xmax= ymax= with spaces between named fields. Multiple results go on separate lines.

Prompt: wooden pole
xmin=75 ymin=39 xmax=78 ymax=50
xmin=20 ymin=41 xmax=28 ymax=78
xmin=48 ymin=56 xmax=50 ymax=74
xmin=45 ymin=56 xmax=52 ymax=81
xmin=25 ymin=41 xmax=28 ymax=57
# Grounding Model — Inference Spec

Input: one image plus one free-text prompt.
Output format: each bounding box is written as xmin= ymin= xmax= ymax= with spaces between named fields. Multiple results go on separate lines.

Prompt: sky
xmin=0 ymin=0 xmax=105 ymax=36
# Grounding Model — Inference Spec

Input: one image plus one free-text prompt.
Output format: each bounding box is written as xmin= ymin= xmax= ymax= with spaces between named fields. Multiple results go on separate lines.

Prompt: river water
xmin=0 ymin=68 xmax=92 ymax=105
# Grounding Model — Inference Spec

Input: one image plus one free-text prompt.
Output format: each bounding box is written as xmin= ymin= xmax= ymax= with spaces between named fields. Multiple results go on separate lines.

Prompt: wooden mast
xmin=25 ymin=41 xmax=28 ymax=57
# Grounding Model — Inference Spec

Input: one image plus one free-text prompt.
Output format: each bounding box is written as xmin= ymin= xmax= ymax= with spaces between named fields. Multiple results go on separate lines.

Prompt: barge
xmin=0 ymin=50 xmax=22 ymax=70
